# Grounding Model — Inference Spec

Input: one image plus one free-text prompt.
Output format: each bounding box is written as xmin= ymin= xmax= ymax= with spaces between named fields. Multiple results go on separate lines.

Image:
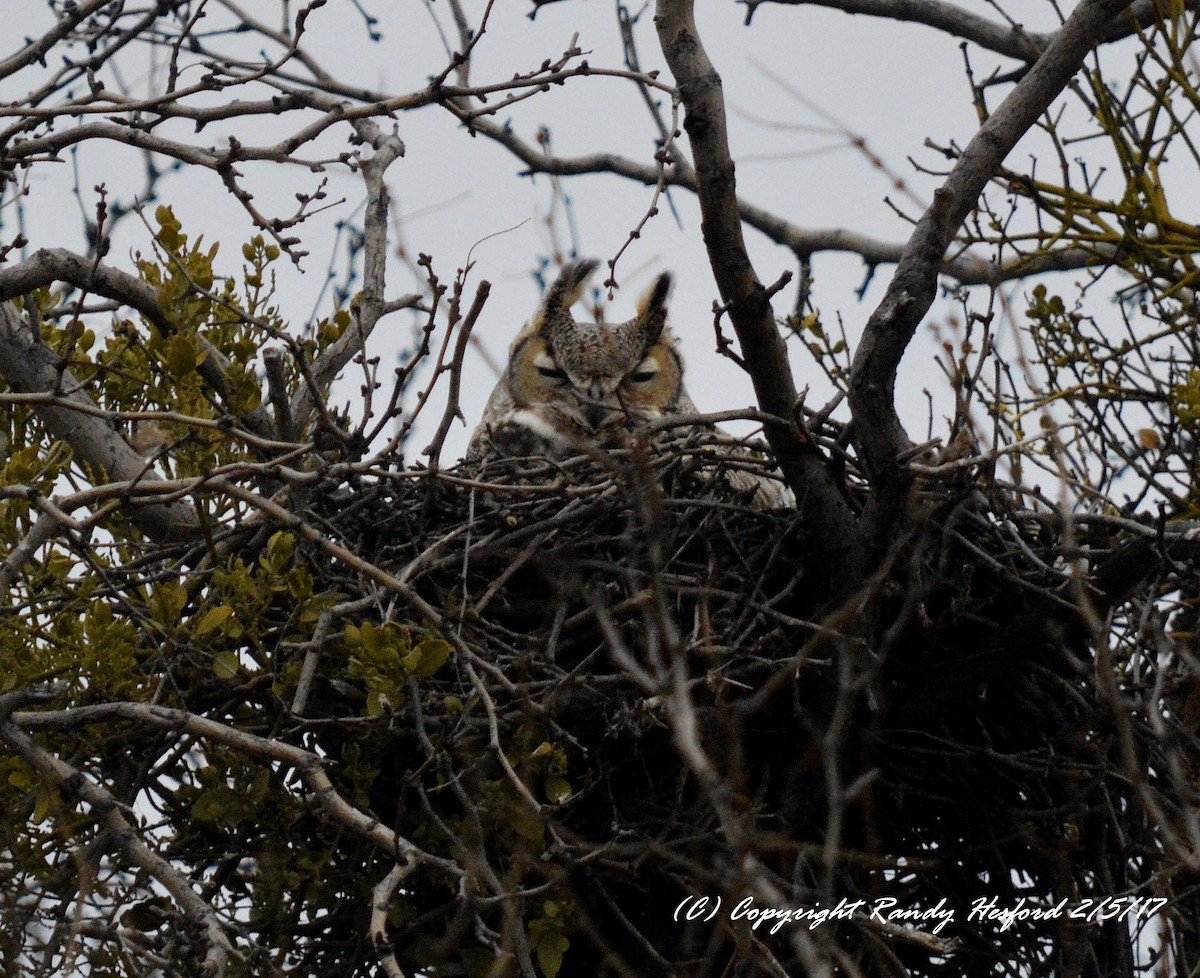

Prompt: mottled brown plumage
xmin=468 ymin=259 xmax=792 ymax=509
xmin=467 ymin=259 xmax=697 ymax=459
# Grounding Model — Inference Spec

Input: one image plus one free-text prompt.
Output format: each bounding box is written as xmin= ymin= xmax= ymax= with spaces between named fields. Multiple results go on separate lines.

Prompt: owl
xmin=467 ymin=258 xmax=792 ymax=508
xmin=467 ymin=258 xmax=697 ymax=460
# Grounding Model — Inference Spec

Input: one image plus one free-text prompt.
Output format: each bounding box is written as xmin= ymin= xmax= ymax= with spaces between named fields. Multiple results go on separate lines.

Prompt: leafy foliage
xmin=3 ymin=4 xmax=1200 ymax=978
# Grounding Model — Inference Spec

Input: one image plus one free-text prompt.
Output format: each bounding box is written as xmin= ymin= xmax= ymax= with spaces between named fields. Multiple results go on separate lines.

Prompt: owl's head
xmin=503 ymin=259 xmax=687 ymax=448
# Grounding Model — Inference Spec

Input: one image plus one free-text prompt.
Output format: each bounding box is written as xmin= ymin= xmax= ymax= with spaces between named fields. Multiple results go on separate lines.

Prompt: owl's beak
xmin=579 ymin=380 xmax=619 ymax=431
xmin=581 ymin=399 xmax=614 ymax=431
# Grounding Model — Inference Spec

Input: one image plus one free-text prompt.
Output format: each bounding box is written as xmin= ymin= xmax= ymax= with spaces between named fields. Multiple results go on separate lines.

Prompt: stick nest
xmin=275 ymin=430 xmax=1198 ymax=977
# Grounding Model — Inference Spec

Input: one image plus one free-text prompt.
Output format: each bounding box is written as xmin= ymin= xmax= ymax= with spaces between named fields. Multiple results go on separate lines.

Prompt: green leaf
xmin=121 ymin=900 xmax=168 ymax=931
xmin=360 ymin=622 xmax=382 ymax=657
xmin=365 ymin=689 xmax=390 ymax=717
xmin=267 ymin=530 xmax=295 ymax=567
xmin=248 ymin=766 xmax=270 ymax=803
xmin=155 ymin=204 xmax=185 ymax=251
xmin=32 ymin=786 xmax=56 ymax=825
xmin=461 ymin=948 xmax=496 ymax=978
xmin=191 ymin=787 xmax=229 ymax=823
xmin=526 ymin=901 xmax=574 ymax=978
xmin=512 ymin=805 xmax=545 ymax=845
xmin=163 ymin=333 xmax=200 ymax=378
xmin=536 ymin=934 xmax=568 ymax=978
xmin=213 ymin=651 xmax=240 ymax=679
xmin=195 ymin=605 xmax=234 ymax=636
xmin=403 ymin=638 xmax=451 ymax=679
xmin=151 ymin=581 xmax=188 ymax=622
xmin=545 ymin=776 xmax=571 ymax=805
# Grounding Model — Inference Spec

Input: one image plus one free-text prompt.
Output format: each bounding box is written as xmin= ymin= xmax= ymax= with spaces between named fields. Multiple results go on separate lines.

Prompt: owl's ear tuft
xmin=635 ymin=272 xmax=673 ymax=344
xmin=535 ymin=258 xmax=600 ymax=333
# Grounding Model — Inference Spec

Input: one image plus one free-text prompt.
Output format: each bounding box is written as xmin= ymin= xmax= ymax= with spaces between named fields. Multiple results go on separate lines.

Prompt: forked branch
xmin=846 ymin=0 xmax=1137 ymax=549
xmin=0 ymin=248 xmax=276 ymax=441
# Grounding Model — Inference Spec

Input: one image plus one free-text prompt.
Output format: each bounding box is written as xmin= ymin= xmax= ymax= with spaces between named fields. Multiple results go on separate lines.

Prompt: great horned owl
xmin=467 ymin=259 xmax=697 ymax=460
xmin=466 ymin=259 xmax=792 ymax=509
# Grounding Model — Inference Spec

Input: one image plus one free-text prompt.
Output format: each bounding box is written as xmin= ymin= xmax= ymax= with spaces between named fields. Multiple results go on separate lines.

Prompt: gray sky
xmin=1 ymin=1 xmax=1145 ymax=462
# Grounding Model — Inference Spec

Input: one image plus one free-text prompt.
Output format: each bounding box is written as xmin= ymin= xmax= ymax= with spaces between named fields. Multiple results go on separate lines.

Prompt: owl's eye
xmin=629 ymin=361 xmax=659 ymax=384
xmin=536 ymin=364 xmax=568 ymax=382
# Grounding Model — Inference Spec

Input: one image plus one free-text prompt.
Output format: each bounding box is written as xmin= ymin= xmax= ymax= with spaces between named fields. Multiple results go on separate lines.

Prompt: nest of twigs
xmin=280 ymin=429 xmax=1197 ymax=978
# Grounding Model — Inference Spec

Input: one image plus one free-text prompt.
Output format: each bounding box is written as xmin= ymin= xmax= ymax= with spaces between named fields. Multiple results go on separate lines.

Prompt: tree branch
xmin=462 ymin=112 xmax=1116 ymax=286
xmin=0 ymin=0 xmax=134 ymax=81
xmin=11 ymin=696 xmax=459 ymax=870
xmin=743 ymin=0 xmax=1189 ymax=62
xmin=286 ymin=122 xmax=415 ymax=433
xmin=655 ymin=0 xmax=865 ymax=598
xmin=0 ymin=248 xmax=276 ymax=442
xmin=424 ymin=279 xmax=491 ymax=472
xmin=0 ymin=696 xmax=234 ymax=977
xmin=846 ymin=0 xmax=1137 ymax=550
xmin=0 ymin=303 xmax=199 ymax=543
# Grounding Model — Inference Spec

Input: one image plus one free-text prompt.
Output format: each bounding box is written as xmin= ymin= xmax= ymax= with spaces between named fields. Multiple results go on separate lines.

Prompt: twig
xmin=424 ymin=279 xmax=491 ymax=471
xmin=0 ymin=707 xmax=235 ymax=977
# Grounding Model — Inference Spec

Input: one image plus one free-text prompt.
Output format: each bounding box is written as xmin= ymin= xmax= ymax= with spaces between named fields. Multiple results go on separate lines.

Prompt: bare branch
xmin=744 ymin=0 xmax=1047 ymax=59
xmin=0 ymin=0 xmax=140 ymax=82
xmin=0 ymin=696 xmax=234 ymax=978
xmin=847 ymin=0 xmax=1137 ymax=548
xmin=10 ymin=696 xmax=462 ymax=873
xmin=742 ymin=0 xmax=1191 ymax=62
xmin=655 ymin=0 xmax=865 ymax=598
xmin=424 ymin=279 xmax=491 ymax=471
xmin=371 ymin=861 xmax=416 ymax=978
xmin=287 ymin=125 xmax=415 ymax=432
xmin=0 ymin=512 xmax=65 ymax=591
xmin=462 ymin=113 xmax=1115 ymax=286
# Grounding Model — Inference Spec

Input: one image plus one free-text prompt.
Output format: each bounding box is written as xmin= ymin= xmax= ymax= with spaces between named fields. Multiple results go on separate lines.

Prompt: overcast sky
xmin=1 ymin=2 xmax=1156 ymax=462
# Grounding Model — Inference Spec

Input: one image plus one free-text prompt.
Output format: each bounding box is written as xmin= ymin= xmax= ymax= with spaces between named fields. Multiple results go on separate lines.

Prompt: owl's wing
xmin=467 ymin=381 xmax=516 ymax=460
xmin=468 ymin=379 xmax=582 ymax=460
xmin=672 ymin=430 xmax=794 ymax=511
xmin=725 ymin=461 xmax=794 ymax=510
